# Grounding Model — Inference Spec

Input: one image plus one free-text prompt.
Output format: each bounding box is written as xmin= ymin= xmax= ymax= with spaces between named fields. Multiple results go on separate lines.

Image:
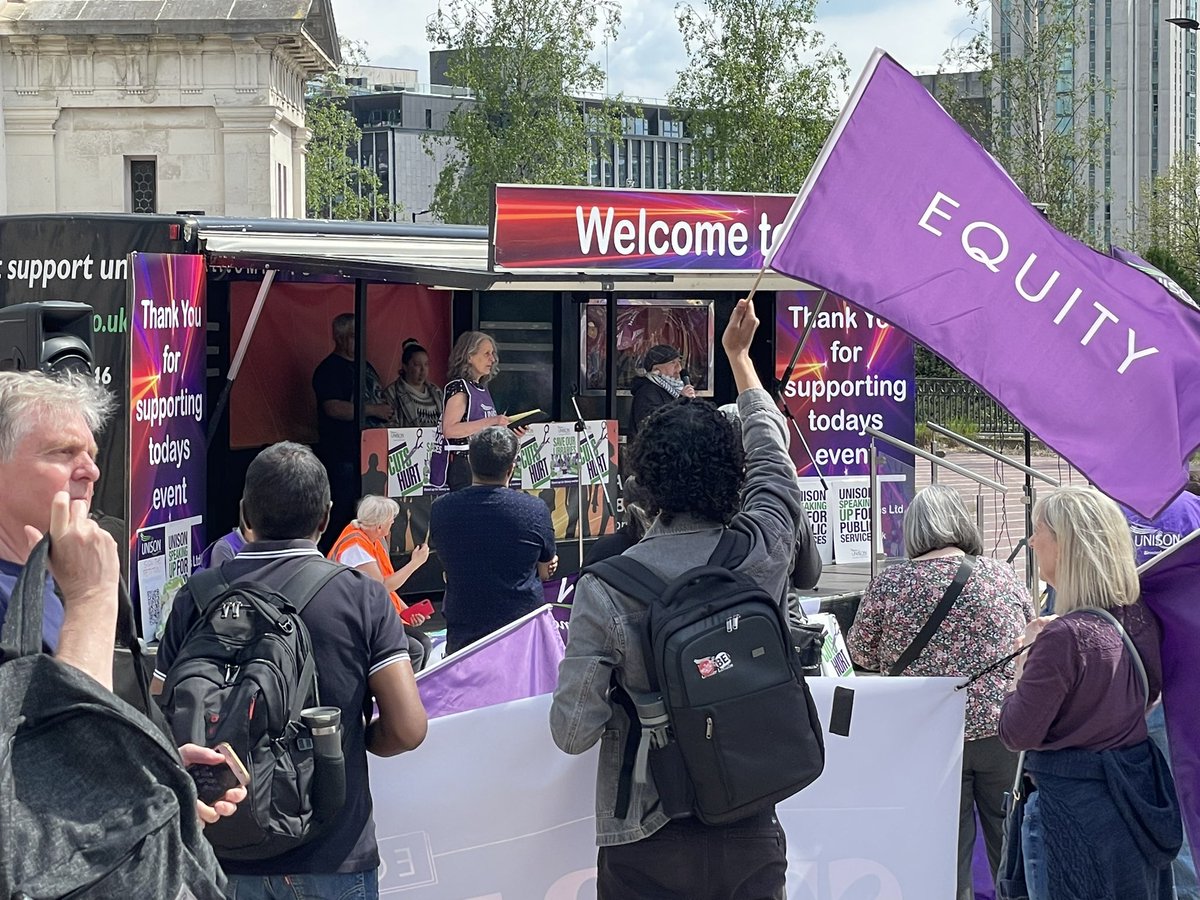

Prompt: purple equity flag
xmin=1138 ymin=530 xmax=1200 ymax=877
xmin=416 ymin=605 xmax=565 ymax=719
xmin=766 ymin=50 xmax=1200 ymax=518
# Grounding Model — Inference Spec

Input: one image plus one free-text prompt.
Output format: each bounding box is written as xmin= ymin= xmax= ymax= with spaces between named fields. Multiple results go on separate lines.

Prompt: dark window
xmin=425 ymin=108 xmax=432 ymax=128
xmin=129 ymin=159 xmax=156 ymax=213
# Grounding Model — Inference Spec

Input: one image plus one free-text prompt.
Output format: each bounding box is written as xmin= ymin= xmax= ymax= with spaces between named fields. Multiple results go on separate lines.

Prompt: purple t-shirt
xmin=0 ymin=557 xmax=65 ymax=652
xmin=1123 ymin=492 xmax=1200 ymax=566
xmin=427 ymin=378 xmax=497 ymax=489
xmin=999 ymin=602 xmax=1161 ymax=752
xmin=438 ymin=379 xmax=496 ymax=449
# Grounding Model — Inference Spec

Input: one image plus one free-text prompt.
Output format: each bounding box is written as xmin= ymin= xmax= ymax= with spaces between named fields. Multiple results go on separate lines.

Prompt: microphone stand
xmin=774 ymin=290 xmax=829 ymax=492
xmin=571 ymin=394 xmax=618 ymax=568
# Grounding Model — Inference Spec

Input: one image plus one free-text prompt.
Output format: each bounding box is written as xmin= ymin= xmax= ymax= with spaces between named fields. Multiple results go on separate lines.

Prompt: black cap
xmin=642 ymin=344 xmax=682 ymax=370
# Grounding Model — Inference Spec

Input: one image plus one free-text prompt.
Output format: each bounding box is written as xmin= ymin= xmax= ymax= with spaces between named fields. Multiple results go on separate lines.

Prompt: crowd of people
xmin=849 ymin=479 xmax=1194 ymax=900
xmin=0 ymin=294 xmax=1195 ymax=899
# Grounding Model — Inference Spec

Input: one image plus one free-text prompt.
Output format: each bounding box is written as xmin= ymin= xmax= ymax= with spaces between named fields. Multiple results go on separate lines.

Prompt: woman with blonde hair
xmin=999 ymin=485 xmax=1181 ymax=900
xmin=848 ymin=484 xmax=1033 ymax=900
xmin=428 ymin=331 xmax=517 ymax=492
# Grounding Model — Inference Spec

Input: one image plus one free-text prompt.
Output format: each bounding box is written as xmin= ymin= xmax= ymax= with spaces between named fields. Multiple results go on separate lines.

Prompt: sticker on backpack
xmin=694 ymin=652 xmax=733 ymax=679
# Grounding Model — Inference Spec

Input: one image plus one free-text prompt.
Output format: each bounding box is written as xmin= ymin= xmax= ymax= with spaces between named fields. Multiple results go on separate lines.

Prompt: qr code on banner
xmin=145 ymin=586 xmax=163 ymax=625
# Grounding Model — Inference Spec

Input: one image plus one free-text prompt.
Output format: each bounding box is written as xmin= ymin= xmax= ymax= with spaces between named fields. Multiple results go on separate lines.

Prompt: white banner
xmin=369 ymin=677 xmax=964 ymax=899
xmin=799 ymin=475 xmax=909 ymax=566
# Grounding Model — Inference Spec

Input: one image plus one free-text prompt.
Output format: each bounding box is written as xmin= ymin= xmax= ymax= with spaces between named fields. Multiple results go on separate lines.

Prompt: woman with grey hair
xmin=848 ymin=484 xmax=1033 ymax=900
xmin=327 ymin=494 xmax=432 ymax=670
xmin=999 ymin=486 xmax=1181 ymax=900
xmin=428 ymin=331 xmax=523 ymax=492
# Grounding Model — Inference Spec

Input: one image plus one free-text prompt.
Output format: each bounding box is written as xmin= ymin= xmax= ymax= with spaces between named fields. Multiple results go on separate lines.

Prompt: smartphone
xmin=188 ymin=741 xmax=250 ymax=805
xmin=400 ymin=598 xmax=435 ymax=625
xmin=829 ymin=685 xmax=855 ymax=738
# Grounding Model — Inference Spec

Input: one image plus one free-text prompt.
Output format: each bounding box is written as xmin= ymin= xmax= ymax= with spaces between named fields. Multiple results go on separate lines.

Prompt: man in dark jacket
xmin=627 ymin=343 xmax=696 ymax=439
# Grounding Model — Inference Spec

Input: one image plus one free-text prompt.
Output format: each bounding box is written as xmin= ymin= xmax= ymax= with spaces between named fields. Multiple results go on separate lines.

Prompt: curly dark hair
xmin=630 ymin=399 xmax=744 ymax=525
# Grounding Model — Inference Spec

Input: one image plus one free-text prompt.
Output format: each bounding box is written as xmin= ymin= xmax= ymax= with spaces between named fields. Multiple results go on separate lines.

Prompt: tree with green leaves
xmin=1138 ymin=153 xmax=1200 ymax=290
xmin=945 ymin=0 xmax=1109 ymax=243
xmin=305 ymin=40 xmax=397 ymax=221
xmin=425 ymin=0 xmax=622 ymax=225
xmin=669 ymin=0 xmax=846 ymax=194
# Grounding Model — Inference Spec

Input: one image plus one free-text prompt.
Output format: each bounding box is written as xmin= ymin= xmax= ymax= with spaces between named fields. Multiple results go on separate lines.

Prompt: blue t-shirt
xmin=430 ymin=485 xmax=556 ymax=648
xmin=0 ymin=557 xmax=65 ymax=651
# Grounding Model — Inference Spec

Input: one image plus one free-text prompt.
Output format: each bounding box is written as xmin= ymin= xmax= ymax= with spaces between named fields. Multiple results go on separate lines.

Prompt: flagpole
xmin=774 ymin=291 xmax=829 ymax=491
xmin=743 ymin=50 xmax=889 ymax=483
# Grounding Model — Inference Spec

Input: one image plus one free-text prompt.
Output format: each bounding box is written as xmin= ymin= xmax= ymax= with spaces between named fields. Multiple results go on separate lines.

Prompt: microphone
xmin=680 ymin=372 xmax=690 ymax=386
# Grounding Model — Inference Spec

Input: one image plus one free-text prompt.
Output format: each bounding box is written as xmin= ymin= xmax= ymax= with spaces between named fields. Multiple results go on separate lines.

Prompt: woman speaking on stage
xmin=428 ymin=331 xmax=515 ymax=492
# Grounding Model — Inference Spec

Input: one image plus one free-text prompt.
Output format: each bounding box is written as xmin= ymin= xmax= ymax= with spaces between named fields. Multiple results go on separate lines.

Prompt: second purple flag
xmin=768 ymin=50 xmax=1200 ymax=518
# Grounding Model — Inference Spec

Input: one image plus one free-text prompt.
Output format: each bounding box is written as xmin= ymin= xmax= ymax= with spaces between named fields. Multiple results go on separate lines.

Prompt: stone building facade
xmin=0 ymin=0 xmax=339 ymax=217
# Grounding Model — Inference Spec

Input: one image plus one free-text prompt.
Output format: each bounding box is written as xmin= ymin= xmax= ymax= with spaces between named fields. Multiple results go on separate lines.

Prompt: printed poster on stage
xmin=580 ymin=421 xmax=613 ymax=486
xmin=360 ymin=421 xmax=621 ymax=547
xmin=128 ymin=252 xmax=207 ymax=639
xmin=385 ymin=428 xmax=435 ymax=498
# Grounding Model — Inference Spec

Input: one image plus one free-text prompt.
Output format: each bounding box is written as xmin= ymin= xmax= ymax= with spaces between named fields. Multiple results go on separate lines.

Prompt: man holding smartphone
xmin=155 ymin=442 xmax=428 ymax=900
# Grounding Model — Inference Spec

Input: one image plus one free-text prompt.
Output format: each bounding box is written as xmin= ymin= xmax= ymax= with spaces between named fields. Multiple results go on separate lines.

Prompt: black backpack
xmin=160 ymin=556 xmax=347 ymax=861
xmin=0 ymin=537 xmax=225 ymax=899
xmin=584 ymin=531 xmax=826 ymax=826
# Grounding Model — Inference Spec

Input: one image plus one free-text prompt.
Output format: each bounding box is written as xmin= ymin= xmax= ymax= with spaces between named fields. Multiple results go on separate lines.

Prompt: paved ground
xmin=812 ymin=448 xmax=1083 ymax=600
xmin=914 ymin=448 xmax=1083 ymax=573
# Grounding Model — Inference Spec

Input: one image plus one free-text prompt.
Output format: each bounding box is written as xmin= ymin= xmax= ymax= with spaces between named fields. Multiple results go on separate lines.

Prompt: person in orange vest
xmin=329 ymin=495 xmax=432 ymax=670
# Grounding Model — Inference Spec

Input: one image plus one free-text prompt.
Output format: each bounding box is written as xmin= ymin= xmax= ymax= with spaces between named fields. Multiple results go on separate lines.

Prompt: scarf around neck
xmin=647 ymin=372 xmax=685 ymax=397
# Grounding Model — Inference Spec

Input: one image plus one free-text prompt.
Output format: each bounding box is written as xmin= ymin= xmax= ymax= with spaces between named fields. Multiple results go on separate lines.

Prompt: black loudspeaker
xmin=0 ymin=301 xmax=94 ymax=375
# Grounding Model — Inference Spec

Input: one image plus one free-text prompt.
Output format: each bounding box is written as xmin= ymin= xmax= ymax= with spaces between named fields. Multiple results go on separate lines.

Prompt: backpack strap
xmin=1076 ymin=608 xmax=1150 ymax=709
xmin=607 ymin=680 xmax=642 ymax=820
xmin=115 ymin=574 xmax=173 ymax=740
xmin=275 ymin=555 xmax=345 ymax=615
xmin=184 ymin=565 xmax=233 ymax=616
xmin=888 ymin=554 xmax=976 ymax=677
xmin=273 ymin=556 xmax=345 ymax=719
xmin=2 ymin=535 xmax=52 ymax=662
xmin=707 ymin=529 xmax=751 ymax=569
xmin=581 ymin=555 xmax=667 ymax=606
xmin=581 ymin=554 xmax=671 ymax=821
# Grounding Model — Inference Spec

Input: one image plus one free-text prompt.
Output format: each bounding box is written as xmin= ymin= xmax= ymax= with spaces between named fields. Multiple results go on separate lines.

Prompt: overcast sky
xmin=330 ymin=0 xmax=977 ymax=102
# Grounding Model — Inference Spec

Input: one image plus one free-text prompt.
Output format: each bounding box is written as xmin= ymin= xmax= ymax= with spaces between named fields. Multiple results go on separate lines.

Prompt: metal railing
xmin=916 ymin=378 xmax=1023 ymax=435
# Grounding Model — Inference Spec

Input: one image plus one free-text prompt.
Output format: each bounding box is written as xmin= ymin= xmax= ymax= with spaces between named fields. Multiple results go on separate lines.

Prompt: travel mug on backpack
xmin=301 ymin=706 xmax=346 ymax=822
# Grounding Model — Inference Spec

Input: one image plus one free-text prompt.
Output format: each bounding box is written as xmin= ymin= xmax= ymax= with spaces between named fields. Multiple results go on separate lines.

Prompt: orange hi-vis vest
xmin=328 ymin=524 xmax=404 ymax=615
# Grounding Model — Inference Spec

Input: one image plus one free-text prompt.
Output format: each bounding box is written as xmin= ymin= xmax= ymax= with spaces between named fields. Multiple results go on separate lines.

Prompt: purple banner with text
xmin=775 ymin=290 xmax=914 ymax=477
xmin=767 ymin=51 xmax=1200 ymax=517
xmin=128 ymin=252 xmax=207 ymax=638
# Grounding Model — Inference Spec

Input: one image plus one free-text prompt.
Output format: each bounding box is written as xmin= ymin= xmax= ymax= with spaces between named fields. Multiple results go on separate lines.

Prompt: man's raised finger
xmin=48 ymin=490 xmax=72 ymax=539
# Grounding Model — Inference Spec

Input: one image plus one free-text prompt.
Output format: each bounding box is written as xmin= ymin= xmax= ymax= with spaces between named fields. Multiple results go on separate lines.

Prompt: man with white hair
xmin=0 ymin=369 xmax=244 ymax=826
xmin=0 ymin=369 xmax=122 ymax=684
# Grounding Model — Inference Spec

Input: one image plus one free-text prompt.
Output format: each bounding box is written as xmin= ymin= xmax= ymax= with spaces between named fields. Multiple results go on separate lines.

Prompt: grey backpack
xmin=0 ymin=537 xmax=225 ymax=899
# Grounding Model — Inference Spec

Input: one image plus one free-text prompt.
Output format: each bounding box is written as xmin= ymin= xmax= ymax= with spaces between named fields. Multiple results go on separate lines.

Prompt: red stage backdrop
xmin=229 ymin=282 xmax=452 ymax=448
xmin=492 ymin=185 xmax=796 ymax=272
